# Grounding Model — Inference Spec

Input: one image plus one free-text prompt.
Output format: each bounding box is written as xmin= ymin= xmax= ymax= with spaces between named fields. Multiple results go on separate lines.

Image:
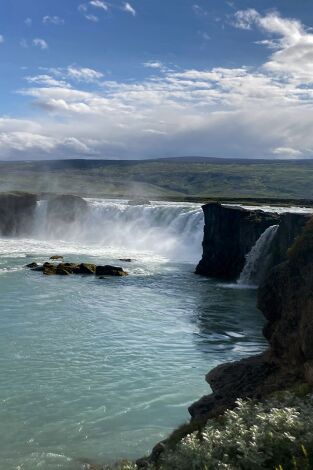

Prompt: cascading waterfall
xmin=32 ymin=198 xmax=204 ymax=262
xmin=238 ymin=224 xmax=279 ymax=286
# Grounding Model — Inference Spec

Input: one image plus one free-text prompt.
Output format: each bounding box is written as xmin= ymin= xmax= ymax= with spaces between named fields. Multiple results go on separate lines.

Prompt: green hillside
xmin=0 ymin=157 xmax=312 ymax=201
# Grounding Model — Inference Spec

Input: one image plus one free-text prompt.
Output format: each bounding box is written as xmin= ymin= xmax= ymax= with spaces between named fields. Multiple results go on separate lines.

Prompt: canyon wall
xmin=190 ymin=216 xmax=313 ymax=420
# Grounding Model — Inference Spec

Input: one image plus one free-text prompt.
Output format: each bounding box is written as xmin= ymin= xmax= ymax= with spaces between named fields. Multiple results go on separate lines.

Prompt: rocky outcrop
xmin=258 ymin=218 xmax=313 ymax=379
xmin=195 ymin=203 xmax=280 ymax=280
xmin=46 ymin=194 xmax=88 ymax=223
xmin=28 ymin=262 xmax=128 ymax=277
xmin=190 ymin=217 xmax=313 ymax=420
xmin=266 ymin=212 xmax=311 ymax=271
xmin=0 ymin=192 xmax=37 ymax=236
xmin=96 ymin=265 xmax=128 ymax=276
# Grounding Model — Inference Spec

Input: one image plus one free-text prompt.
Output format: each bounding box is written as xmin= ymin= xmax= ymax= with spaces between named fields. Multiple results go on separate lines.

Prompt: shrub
xmin=111 ymin=392 xmax=313 ymax=470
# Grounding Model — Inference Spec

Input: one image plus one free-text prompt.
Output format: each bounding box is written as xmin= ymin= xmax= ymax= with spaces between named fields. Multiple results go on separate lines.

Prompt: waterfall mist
xmin=32 ymin=199 xmax=204 ymax=262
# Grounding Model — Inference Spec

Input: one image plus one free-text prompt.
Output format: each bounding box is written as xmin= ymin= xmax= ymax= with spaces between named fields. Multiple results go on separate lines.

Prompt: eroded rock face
xmin=190 ymin=217 xmax=313 ymax=420
xmin=195 ymin=203 xmax=281 ymax=280
xmin=0 ymin=192 xmax=37 ymax=236
xmin=258 ymin=218 xmax=313 ymax=378
xmin=266 ymin=212 xmax=311 ymax=271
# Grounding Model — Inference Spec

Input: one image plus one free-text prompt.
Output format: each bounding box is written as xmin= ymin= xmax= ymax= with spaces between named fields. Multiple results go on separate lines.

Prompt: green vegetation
xmin=0 ymin=158 xmax=312 ymax=200
xmin=108 ymin=392 xmax=313 ymax=470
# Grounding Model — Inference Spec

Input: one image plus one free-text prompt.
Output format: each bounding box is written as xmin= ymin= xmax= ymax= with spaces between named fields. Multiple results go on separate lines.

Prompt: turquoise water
xmin=0 ymin=201 xmax=266 ymax=469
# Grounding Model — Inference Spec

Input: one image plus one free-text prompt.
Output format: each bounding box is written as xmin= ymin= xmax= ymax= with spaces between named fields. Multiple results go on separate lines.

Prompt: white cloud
xmin=0 ymin=35 xmax=4 ymax=44
xmin=24 ymin=17 xmax=32 ymax=27
xmin=85 ymin=14 xmax=99 ymax=22
xmin=2 ymin=11 xmax=313 ymax=160
xmin=123 ymin=2 xmax=136 ymax=16
xmin=233 ymin=9 xmax=313 ymax=81
xmin=90 ymin=0 xmax=108 ymax=11
xmin=25 ymin=74 xmax=70 ymax=88
xmin=233 ymin=9 xmax=260 ymax=30
xmin=143 ymin=61 xmax=164 ymax=69
xmin=66 ymin=66 xmax=104 ymax=82
xmin=39 ymin=66 xmax=104 ymax=83
xmin=43 ymin=16 xmax=65 ymax=25
xmin=272 ymin=147 xmax=304 ymax=158
xmin=33 ymin=38 xmax=48 ymax=50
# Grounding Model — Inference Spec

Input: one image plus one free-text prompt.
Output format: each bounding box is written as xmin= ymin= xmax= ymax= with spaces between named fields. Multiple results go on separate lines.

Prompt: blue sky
xmin=0 ymin=0 xmax=313 ymax=159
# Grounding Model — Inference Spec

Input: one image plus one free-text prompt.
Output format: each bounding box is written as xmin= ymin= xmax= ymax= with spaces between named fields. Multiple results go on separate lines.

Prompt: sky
xmin=0 ymin=0 xmax=313 ymax=160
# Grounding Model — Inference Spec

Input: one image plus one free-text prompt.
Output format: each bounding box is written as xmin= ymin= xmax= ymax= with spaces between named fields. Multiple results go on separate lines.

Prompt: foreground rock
xmin=195 ymin=202 xmax=280 ymax=280
xmin=0 ymin=192 xmax=37 ymax=236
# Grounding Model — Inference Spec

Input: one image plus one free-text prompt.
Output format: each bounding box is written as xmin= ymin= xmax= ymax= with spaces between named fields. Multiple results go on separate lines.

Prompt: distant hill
xmin=0 ymin=157 xmax=312 ymax=200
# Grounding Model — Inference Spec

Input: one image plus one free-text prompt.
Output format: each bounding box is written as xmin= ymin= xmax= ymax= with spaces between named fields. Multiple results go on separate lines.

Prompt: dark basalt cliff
xmin=195 ymin=203 xmax=280 ymax=280
xmin=266 ymin=212 xmax=311 ymax=271
xmin=259 ymin=218 xmax=313 ymax=378
xmin=190 ymin=217 xmax=313 ymax=420
xmin=0 ymin=192 xmax=37 ymax=236
xmin=145 ymin=212 xmax=313 ymax=467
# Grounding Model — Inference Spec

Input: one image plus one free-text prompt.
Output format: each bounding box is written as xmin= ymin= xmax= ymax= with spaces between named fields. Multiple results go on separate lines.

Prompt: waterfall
xmin=238 ymin=225 xmax=279 ymax=286
xmin=32 ymin=198 xmax=204 ymax=262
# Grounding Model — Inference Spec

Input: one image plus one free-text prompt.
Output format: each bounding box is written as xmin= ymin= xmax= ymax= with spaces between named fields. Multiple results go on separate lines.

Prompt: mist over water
xmin=33 ymin=199 xmax=204 ymax=262
xmin=0 ymin=199 xmax=267 ymax=469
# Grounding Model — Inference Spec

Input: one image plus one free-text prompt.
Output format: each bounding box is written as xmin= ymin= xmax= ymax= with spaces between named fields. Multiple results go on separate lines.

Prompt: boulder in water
xmin=119 ymin=258 xmax=132 ymax=262
xmin=29 ymin=261 xmax=127 ymax=277
xmin=50 ymin=255 xmax=64 ymax=261
xmin=96 ymin=265 xmax=128 ymax=276
xmin=25 ymin=262 xmax=39 ymax=269
xmin=79 ymin=263 xmax=97 ymax=274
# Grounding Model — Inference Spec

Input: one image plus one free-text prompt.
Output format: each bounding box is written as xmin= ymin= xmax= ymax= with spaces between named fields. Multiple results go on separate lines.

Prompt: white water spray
xmin=238 ymin=225 xmax=279 ymax=286
xmin=33 ymin=199 xmax=204 ymax=262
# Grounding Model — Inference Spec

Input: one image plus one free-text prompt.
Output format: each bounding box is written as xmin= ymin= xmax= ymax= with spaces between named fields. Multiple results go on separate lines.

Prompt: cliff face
xmin=195 ymin=203 xmax=280 ymax=280
xmin=267 ymin=212 xmax=311 ymax=270
xmin=189 ymin=217 xmax=313 ymax=420
xmin=258 ymin=218 xmax=313 ymax=380
xmin=0 ymin=192 xmax=37 ymax=236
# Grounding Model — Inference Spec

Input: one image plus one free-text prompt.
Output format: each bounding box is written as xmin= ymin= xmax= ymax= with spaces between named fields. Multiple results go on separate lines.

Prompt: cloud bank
xmin=1 ymin=10 xmax=313 ymax=160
